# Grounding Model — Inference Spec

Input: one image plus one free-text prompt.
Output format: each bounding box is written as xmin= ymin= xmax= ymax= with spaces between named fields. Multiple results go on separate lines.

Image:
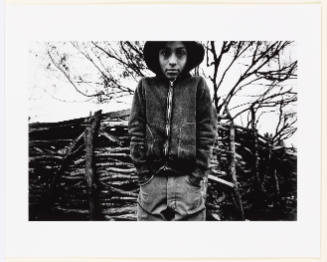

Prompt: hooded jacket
xmin=128 ymin=42 xmax=217 ymax=179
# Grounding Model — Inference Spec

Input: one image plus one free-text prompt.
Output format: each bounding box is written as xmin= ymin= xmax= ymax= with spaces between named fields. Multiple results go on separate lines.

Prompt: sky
xmin=29 ymin=42 xmax=133 ymax=122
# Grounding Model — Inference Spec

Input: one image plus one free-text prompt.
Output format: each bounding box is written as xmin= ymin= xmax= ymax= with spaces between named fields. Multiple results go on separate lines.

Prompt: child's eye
xmin=175 ymin=49 xmax=187 ymax=57
xmin=159 ymin=48 xmax=171 ymax=58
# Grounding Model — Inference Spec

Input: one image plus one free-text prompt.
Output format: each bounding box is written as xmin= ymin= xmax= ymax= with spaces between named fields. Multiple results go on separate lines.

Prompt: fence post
xmin=39 ymin=130 xmax=85 ymax=219
xmin=228 ymin=119 xmax=245 ymax=220
xmin=250 ymin=107 xmax=265 ymax=195
xmin=84 ymin=110 xmax=102 ymax=220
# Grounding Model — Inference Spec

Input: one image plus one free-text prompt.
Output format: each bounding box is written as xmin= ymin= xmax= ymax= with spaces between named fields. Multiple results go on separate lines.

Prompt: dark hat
xmin=143 ymin=41 xmax=205 ymax=75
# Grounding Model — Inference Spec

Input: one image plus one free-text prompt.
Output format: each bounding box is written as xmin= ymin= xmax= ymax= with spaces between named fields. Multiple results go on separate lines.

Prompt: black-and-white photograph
xmin=28 ymin=41 xmax=297 ymax=221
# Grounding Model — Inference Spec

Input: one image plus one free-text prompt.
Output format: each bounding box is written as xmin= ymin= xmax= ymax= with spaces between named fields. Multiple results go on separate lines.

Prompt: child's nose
xmin=168 ymin=54 xmax=177 ymax=66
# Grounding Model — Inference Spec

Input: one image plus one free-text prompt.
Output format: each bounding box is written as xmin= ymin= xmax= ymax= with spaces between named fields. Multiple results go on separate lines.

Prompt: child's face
xmin=158 ymin=41 xmax=187 ymax=81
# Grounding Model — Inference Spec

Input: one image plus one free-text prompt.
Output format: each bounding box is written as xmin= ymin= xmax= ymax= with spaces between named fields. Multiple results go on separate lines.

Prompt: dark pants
xmin=137 ymin=171 xmax=208 ymax=221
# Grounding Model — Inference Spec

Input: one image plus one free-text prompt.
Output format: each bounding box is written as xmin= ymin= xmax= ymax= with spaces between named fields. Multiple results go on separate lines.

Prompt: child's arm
xmin=128 ymin=79 xmax=150 ymax=177
xmin=193 ymin=77 xmax=217 ymax=180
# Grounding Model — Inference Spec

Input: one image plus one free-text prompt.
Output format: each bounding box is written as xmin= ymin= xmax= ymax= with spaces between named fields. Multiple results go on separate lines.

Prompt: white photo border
xmin=3 ymin=0 xmax=326 ymax=261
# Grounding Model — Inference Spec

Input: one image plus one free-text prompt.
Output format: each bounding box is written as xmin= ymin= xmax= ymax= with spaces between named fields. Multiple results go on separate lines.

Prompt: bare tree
xmin=44 ymin=41 xmax=148 ymax=104
xmin=205 ymin=41 xmax=297 ymax=129
xmin=42 ymin=41 xmax=297 ymax=140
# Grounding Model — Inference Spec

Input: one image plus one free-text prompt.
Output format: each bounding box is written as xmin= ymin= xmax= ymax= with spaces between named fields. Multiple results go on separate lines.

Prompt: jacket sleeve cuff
xmin=135 ymin=164 xmax=151 ymax=176
xmin=191 ymin=167 xmax=206 ymax=178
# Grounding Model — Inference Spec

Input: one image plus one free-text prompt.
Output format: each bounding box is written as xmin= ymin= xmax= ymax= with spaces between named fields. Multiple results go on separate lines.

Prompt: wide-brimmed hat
xmin=143 ymin=41 xmax=205 ymax=75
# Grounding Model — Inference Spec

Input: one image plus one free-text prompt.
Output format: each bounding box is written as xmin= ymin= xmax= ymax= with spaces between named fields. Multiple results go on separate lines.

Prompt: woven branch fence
xmin=29 ymin=109 xmax=297 ymax=221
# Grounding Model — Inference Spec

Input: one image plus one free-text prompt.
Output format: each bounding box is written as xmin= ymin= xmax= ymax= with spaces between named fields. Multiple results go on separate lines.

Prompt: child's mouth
xmin=166 ymin=70 xmax=179 ymax=74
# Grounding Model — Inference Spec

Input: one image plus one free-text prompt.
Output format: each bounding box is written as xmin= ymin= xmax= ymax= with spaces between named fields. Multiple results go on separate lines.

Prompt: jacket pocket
xmin=146 ymin=124 xmax=154 ymax=156
xmin=178 ymin=122 xmax=196 ymax=161
xmin=146 ymin=124 xmax=162 ymax=160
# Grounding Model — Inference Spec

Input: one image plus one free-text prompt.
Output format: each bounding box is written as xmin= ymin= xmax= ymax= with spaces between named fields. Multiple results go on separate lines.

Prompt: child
xmin=128 ymin=41 xmax=217 ymax=221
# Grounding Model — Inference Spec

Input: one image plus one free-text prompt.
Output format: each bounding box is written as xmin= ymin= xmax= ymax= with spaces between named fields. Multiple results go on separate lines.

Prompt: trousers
xmin=137 ymin=171 xmax=208 ymax=221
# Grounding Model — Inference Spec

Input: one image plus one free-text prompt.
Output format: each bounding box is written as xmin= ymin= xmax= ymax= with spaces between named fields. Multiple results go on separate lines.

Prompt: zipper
xmin=162 ymin=80 xmax=174 ymax=169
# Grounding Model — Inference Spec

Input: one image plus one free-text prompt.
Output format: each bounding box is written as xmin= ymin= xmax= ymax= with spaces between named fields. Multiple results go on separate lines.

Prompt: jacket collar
xmin=155 ymin=72 xmax=192 ymax=84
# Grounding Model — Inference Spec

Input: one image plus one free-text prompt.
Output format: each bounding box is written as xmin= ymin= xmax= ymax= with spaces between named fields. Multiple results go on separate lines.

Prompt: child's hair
xmin=143 ymin=41 xmax=205 ymax=75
